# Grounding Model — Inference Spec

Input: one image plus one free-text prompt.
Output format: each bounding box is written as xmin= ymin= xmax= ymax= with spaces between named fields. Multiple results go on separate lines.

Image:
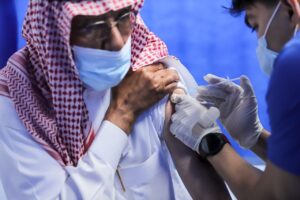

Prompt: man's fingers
xmin=171 ymin=94 xmax=185 ymax=104
xmin=165 ymin=82 xmax=178 ymax=93
xmin=162 ymin=69 xmax=180 ymax=90
xmin=155 ymin=68 xmax=180 ymax=83
xmin=144 ymin=63 xmax=165 ymax=72
xmin=153 ymin=68 xmax=179 ymax=94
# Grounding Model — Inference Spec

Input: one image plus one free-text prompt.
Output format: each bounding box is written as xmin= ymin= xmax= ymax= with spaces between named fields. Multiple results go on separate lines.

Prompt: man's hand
xmin=105 ymin=63 xmax=179 ymax=134
xmin=197 ymin=74 xmax=263 ymax=148
xmin=170 ymin=94 xmax=221 ymax=152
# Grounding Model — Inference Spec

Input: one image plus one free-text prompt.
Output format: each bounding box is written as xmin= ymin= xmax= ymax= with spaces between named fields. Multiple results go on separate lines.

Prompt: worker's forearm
xmin=251 ymin=129 xmax=270 ymax=161
xmin=207 ymin=144 xmax=263 ymax=200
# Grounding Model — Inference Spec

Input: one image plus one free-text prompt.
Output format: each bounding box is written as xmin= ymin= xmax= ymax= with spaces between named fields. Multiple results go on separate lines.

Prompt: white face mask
xmin=256 ymin=2 xmax=281 ymax=76
xmin=256 ymin=2 xmax=299 ymax=76
xmin=72 ymin=38 xmax=131 ymax=91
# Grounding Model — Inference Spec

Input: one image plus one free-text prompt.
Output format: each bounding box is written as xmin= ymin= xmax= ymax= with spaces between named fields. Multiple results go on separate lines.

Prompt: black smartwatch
xmin=198 ymin=133 xmax=229 ymax=158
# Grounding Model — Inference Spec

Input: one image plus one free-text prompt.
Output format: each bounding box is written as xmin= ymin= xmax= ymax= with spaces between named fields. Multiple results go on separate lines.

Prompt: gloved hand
xmin=170 ymin=94 xmax=221 ymax=153
xmin=197 ymin=74 xmax=263 ymax=149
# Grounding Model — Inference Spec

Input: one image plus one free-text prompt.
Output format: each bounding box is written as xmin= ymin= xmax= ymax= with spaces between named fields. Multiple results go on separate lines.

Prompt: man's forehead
xmin=73 ymin=6 xmax=131 ymax=23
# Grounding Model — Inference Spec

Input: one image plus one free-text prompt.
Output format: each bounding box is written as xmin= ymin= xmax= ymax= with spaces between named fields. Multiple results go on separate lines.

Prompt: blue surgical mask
xmin=256 ymin=2 xmax=281 ymax=76
xmin=256 ymin=37 xmax=279 ymax=76
xmin=256 ymin=2 xmax=299 ymax=76
xmin=72 ymin=38 xmax=131 ymax=91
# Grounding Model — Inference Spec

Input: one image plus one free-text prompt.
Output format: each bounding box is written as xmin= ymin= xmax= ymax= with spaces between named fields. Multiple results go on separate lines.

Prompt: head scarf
xmin=0 ymin=0 xmax=168 ymax=166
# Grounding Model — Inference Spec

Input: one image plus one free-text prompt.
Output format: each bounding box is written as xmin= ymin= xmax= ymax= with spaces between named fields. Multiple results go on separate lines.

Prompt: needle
xmin=188 ymin=77 xmax=240 ymax=96
xmin=210 ymin=77 xmax=240 ymax=86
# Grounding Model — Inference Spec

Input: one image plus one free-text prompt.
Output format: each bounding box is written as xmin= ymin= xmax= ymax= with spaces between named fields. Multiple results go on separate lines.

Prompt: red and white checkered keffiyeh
xmin=0 ymin=0 xmax=168 ymax=166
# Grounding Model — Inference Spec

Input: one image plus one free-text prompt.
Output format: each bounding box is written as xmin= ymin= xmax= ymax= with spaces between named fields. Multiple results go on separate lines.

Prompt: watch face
xmin=199 ymin=133 xmax=226 ymax=157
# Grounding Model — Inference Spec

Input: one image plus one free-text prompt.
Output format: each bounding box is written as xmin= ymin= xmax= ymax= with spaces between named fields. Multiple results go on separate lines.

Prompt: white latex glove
xmin=170 ymin=94 xmax=221 ymax=153
xmin=197 ymin=74 xmax=263 ymax=149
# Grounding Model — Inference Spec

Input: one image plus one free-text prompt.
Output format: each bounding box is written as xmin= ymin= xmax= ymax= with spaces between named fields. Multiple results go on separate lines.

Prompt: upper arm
xmin=163 ymin=98 xmax=231 ymax=200
xmin=251 ymin=161 xmax=300 ymax=200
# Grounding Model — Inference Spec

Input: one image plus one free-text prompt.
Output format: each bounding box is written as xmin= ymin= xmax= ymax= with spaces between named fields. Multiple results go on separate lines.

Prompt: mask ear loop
xmin=263 ymin=2 xmax=282 ymax=37
xmin=294 ymin=24 xmax=299 ymax=35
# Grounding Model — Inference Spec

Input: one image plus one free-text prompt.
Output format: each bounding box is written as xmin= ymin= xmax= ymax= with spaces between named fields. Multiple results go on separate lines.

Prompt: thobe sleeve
xmin=0 ymin=96 xmax=128 ymax=200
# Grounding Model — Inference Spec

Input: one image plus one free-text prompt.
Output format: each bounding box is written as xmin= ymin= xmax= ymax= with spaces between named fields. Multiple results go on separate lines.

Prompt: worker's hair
xmin=229 ymin=0 xmax=279 ymax=16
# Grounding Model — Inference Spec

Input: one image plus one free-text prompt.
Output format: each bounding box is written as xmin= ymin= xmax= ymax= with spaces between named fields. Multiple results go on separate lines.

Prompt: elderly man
xmin=0 ymin=0 xmax=230 ymax=199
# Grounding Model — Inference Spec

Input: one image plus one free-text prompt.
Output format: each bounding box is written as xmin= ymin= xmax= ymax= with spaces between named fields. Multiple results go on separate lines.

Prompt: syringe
xmin=188 ymin=77 xmax=240 ymax=96
xmin=208 ymin=77 xmax=240 ymax=86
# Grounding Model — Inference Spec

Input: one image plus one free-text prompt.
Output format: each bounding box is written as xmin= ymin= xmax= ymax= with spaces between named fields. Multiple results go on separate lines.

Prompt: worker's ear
xmin=288 ymin=0 xmax=300 ymax=24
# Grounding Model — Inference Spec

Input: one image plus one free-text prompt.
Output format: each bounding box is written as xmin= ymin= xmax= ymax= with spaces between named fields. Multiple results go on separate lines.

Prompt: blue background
xmin=0 ymin=0 xmax=269 ymax=161
xmin=1 ymin=0 xmax=269 ymax=197
xmin=0 ymin=0 xmax=28 ymax=67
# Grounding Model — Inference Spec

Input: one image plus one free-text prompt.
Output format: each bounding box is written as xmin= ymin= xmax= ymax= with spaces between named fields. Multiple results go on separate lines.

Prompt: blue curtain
xmin=0 ymin=0 xmax=17 ymax=68
xmin=141 ymin=0 xmax=270 ymax=164
xmin=0 ymin=0 xmax=28 ymax=68
xmin=16 ymin=1 xmax=29 ymax=49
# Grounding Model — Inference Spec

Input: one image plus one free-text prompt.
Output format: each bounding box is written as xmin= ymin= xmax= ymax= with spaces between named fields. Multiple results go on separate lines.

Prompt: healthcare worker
xmin=170 ymin=0 xmax=300 ymax=199
xmin=199 ymin=0 xmax=297 ymax=160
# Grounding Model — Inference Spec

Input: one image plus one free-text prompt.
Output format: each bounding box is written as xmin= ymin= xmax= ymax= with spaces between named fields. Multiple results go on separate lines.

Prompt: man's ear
xmin=288 ymin=0 xmax=300 ymax=24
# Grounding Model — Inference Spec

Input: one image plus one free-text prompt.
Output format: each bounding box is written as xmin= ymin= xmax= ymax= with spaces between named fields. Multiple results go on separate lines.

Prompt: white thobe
xmin=0 ymin=88 xmax=192 ymax=200
xmin=0 ymin=57 xmax=198 ymax=200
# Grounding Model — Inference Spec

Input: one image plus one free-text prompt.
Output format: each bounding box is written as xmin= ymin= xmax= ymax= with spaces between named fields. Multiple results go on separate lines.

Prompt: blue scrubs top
xmin=267 ymin=31 xmax=300 ymax=176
